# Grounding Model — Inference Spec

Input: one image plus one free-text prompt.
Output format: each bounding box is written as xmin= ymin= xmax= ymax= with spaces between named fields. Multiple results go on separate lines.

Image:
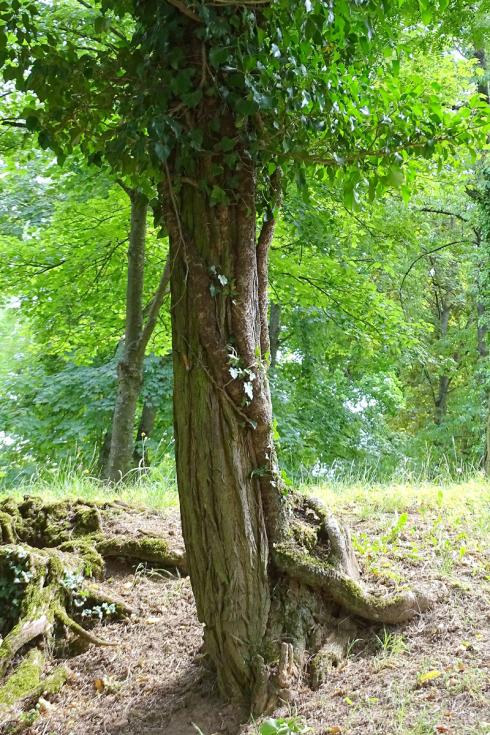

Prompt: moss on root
xmin=0 ymin=495 xmax=184 ymax=726
xmin=0 ymin=649 xmax=43 ymax=708
xmin=96 ymin=535 xmax=186 ymax=571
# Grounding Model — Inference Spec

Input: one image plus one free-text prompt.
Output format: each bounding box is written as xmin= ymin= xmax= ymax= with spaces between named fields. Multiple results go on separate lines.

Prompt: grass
xmin=3 ymin=464 xmax=488 ymax=587
xmin=0 ymin=458 xmax=179 ymax=510
xmin=4 ymin=460 xmax=489 ymax=516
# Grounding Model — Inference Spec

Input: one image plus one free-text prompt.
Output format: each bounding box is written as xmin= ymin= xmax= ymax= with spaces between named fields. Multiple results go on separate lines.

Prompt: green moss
xmin=97 ymin=535 xmax=173 ymax=564
xmin=38 ymin=663 xmax=68 ymax=696
xmin=0 ymin=513 xmax=16 ymax=544
xmin=72 ymin=506 xmax=101 ymax=535
xmin=0 ymin=649 xmax=43 ymax=707
xmin=290 ymin=521 xmax=318 ymax=552
xmin=58 ymin=538 xmax=104 ymax=579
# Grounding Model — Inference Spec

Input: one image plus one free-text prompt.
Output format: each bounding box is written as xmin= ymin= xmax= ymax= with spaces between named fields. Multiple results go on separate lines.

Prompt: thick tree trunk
xmin=164 ymin=163 xmax=284 ymax=702
xmin=105 ymin=192 xmax=148 ymax=482
xmin=162 ymin=161 xmax=436 ymax=713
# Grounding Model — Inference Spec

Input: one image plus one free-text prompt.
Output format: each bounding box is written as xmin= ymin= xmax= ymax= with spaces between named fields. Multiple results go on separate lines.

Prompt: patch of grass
xmin=376 ymin=629 xmax=408 ymax=656
xmin=305 ymin=477 xmax=490 ymax=519
xmin=0 ymin=460 xmax=179 ymax=511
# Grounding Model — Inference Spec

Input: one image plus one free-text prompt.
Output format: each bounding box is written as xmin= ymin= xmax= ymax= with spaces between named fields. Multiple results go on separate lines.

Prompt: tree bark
xmin=133 ymin=400 xmax=157 ymax=469
xmin=161 ymin=157 xmax=435 ymax=712
xmin=105 ymin=191 xmax=148 ymax=482
xmin=164 ymin=160 xmax=286 ymax=703
xmin=269 ymin=302 xmax=281 ymax=372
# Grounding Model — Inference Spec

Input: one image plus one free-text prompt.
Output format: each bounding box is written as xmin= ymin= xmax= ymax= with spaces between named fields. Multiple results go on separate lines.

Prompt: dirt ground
xmin=24 ymin=502 xmax=489 ymax=735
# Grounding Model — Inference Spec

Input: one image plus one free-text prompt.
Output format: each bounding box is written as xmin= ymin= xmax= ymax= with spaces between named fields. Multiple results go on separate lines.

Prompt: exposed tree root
xmin=0 ymin=492 xmax=442 ymax=722
xmin=0 ymin=496 xmax=185 ymax=732
xmin=252 ymin=493 xmax=444 ymax=713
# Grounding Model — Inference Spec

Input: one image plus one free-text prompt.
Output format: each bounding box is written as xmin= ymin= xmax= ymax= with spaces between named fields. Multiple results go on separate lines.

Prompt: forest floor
xmin=6 ymin=479 xmax=490 ymax=735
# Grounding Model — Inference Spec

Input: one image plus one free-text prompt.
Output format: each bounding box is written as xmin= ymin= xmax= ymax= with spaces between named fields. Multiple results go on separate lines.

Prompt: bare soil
xmin=25 ymin=505 xmax=489 ymax=735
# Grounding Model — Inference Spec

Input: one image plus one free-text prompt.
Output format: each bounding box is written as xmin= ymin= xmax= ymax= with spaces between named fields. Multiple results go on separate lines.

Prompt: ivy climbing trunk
xmin=163 ymin=156 xmax=435 ymax=714
xmin=164 ymin=163 xmax=285 ymax=702
xmin=157 ymin=13 xmax=440 ymax=717
xmin=105 ymin=190 xmax=148 ymax=482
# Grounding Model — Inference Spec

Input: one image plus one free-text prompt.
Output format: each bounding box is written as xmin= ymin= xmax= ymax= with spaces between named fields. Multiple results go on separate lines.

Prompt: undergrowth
xmin=2 ymin=460 xmax=489 ymax=527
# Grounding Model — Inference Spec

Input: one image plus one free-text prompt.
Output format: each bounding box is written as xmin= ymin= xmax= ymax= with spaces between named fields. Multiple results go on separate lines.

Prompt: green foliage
xmin=259 ymin=717 xmax=310 ymax=735
xmin=0 ymin=0 xmax=489 ymax=483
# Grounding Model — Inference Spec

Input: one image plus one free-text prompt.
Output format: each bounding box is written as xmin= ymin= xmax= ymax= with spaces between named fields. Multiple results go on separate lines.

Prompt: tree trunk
xmin=434 ymin=374 xmax=450 ymax=425
xmin=162 ymin=161 xmax=436 ymax=713
xmin=474 ymin=51 xmax=490 ymax=473
xmin=434 ymin=303 xmax=451 ymax=425
xmin=105 ymin=191 xmax=148 ymax=482
xmin=164 ymin=163 xmax=284 ymax=703
xmin=98 ymin=429 xmax=112 ymax=475
xmin=269 ymin=302 xmax=281 ymax=372
xmin=133 ymin=400 xmax=157 ymax=469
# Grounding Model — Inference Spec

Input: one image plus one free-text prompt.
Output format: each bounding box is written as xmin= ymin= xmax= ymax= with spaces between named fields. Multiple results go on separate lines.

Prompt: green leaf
xmin=154 ymin=142 xmax=170 ymax=161
xmin=386 ymin=166 xmax=404 ymax=188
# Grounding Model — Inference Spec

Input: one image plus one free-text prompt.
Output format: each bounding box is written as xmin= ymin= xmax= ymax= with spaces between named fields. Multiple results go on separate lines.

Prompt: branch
xmin=276 ymin=271 xmax=382 ymax=336
xmin=416 ymin=207 xmax=469 ymax=223
xmin=399 ymin=240 xmax=474 ymax=294
xmin=276 ymin=123 xmax=489 ymax=169
xmin=137 ymin=252 xmax=171 ymax=357
xmin=115 ymin=178 xmax=136 ymax=199
xmin=165 ymin=0 xmax=201 ymax=22
xmin=74 ymin=0 xmax=128 ymax=41
xmin=257 ymin=168 xmax=282 ymax=358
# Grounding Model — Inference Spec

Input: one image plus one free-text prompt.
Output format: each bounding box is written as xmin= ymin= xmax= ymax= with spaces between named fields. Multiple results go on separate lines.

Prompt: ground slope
xmin=14 ymin=482 xmax=490 ymax=735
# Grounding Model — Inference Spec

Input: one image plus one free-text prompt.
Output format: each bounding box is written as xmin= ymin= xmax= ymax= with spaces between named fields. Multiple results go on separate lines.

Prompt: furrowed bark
xmin=162 ymin=157 xmax=435 ymax=712
xmin=164 ymin=161 xmax=279 ymax=701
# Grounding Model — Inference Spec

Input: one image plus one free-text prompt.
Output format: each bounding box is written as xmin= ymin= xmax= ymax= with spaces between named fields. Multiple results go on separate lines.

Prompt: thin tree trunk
xmin=474 ymin=50 xmax=490 ymax=473
xmin=105 ymin=191 xmax=148 ymax=482
xmin=434 ymin=303 xmax=451 ymax=425
xmin=98 ymin=430 xmax=112 ymax=475
xmin=269 ymin=302 xmax=281 ymax=372
xmin=104 ymin=185 xmax=172 ymax=483
xmin=434 ymin=374 xmax=450 ymax=425
xmin=133 ymin=401 xmax=157 ymax=469
xmin=477 ymin=301 xmax=488 ymax=359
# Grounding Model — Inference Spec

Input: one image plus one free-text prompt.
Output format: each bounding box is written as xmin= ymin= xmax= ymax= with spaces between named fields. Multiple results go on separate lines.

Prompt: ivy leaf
xmin=154 ymin=142 xmax=170 ymax=162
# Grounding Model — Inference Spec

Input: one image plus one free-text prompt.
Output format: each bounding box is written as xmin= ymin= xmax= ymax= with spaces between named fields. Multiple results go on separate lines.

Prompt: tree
xmin=103 ymin=183 xmax=170 ymax=482
xmin=2 ymin=0 xmax=489 ymax=712
xmin=0 ymin=145 xmax=173 ymax=479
